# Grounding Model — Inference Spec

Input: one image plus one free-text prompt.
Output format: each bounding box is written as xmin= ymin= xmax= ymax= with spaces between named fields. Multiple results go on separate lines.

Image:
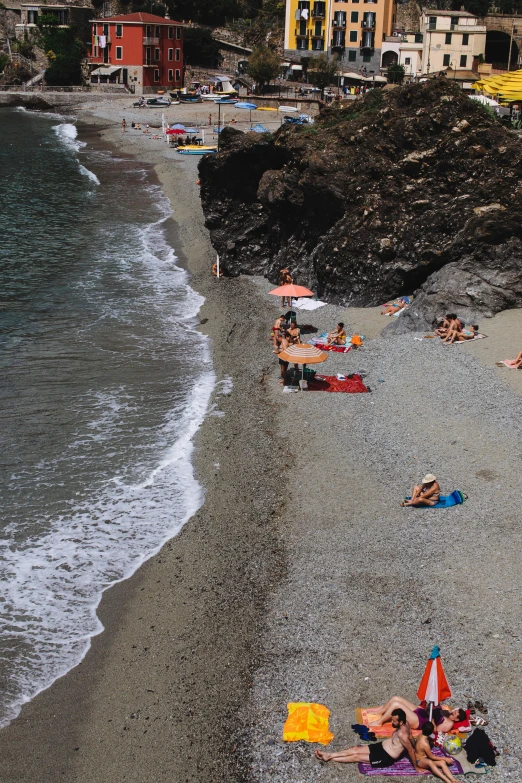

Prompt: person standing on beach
xmin=122 ymin=118 xmax=127 ymax=133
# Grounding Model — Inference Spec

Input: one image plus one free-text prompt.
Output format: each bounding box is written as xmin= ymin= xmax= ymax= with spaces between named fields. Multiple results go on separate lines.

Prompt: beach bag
xmin=465 ymin=729 xmax=497 ymax=766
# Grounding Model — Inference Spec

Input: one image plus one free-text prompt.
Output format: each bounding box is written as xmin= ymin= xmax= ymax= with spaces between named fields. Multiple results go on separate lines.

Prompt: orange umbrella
xmin=417 ymin=646 xmax=452 ymax=720
xmin=269 ymin=283 xmax=314 ymax=298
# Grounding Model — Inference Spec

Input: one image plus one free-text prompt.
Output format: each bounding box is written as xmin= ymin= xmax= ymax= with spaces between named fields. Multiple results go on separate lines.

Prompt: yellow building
xmin=284 ymin=0 xmax=397 ymax=75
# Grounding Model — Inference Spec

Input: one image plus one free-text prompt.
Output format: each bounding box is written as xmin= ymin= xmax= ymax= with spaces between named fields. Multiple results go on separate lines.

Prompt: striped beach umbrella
xmin=278 ymin=343 xmax=327 ymax=390
xmin=417 ymin=646 xmax=452 ymax=720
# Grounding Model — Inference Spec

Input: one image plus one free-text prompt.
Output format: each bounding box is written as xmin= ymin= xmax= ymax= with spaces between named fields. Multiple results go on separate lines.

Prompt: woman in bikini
xmin=271 ymin=315 xmax=286 ymax=352
xmin=401 ymin=474 xmax=441 ymax=507
xmin=279 ymin=268 xmax=293 ymax=308
xmin=381 ymin=298 xmax=408 ymax=315
xmin=327 ymin=322 xmax=346 ymax=345
xmin=414 ymin=722 xmax=459 ymax=783
xmin=443 ymin=325 xmax=478 ymax=344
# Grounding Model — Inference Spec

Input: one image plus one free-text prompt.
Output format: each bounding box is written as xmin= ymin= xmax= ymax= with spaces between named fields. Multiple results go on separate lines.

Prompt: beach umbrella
xmin=417 ymin=646 xmax=452 ymax=721
xmin=269 ymin=283 xmax=314 ymax=299
xmin=277 ymin=343 xmax=327 ymax=390
xmin=234 ymin=101 xmax=258 ymax=126
xmin=166 ymin=128 xmax=185 ymax=135
xmin=170 ymin=123 xmax=185 ymax=129
xmin=251 ymin=123 xmax=269 ymax=133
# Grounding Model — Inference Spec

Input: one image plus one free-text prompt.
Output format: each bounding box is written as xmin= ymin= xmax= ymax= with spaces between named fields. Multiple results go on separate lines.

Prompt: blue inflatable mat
xmin=407 ymin=490 xmax=465 ymax=508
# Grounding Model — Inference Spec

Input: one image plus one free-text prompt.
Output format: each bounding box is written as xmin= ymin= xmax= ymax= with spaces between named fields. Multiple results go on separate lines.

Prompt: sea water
xmin=0 ymin=108 xmax=214 ymax=726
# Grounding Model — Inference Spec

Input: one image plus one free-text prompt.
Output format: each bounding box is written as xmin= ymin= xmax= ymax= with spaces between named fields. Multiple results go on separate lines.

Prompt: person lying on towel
xmin=315 ymin=709 xmax=420 ymax=770
xmin=443 ymin=324 xmax=478 ymax=344
xmin=415 ymin=722 xmax=460 ymax=783
xmin=435 ymin=314 xmax=462 ymax=338
xmin=327 ymin=322 xmax=346 ymax=345
xmin=504 ymin=350 xmax=522 ymax=368
xmin=381 ymin=297 xmax=408 ymax=315
xmin=401 ymin=474 xmax=441 ymax=507
xmin=368 ymin=696 xmax=467 ymax=734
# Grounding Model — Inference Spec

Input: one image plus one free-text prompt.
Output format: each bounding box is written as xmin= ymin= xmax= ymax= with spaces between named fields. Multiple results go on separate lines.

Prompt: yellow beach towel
xmin=283 ymin=702 xmax=334 ymax=745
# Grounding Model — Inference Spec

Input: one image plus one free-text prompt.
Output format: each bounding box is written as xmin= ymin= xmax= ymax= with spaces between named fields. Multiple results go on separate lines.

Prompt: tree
xmin=171 ymin=0 xmax=243 ymax=25
xmin=36 ymin=14 xmax=85 ymax=85
xmin=387 ymin=63 xmax=405 ymax=85
xmin=183 ymin=26 xmax=222 ymax=68
xmin=308 ymin=53 xmax=339 ymax=97
xmin=247 ymin=46 xmax=280 ymax=91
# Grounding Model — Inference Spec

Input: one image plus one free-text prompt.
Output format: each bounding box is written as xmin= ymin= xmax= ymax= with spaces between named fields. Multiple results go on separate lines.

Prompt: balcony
xmin=331 ymin=33 xmax=346 ymax=48
xmin=311 ymin=32 xmax=324 ymax=38
xmin=295 ymin=30 xmax=311 ymax=38
xmin=360 ymin=31 xmax=375 ymax=49
xmin=332 ymin=16 xmax=346 ymax=29
xmin=311 ymin=8 xmax=325 ymax=18
xmin=143 ymin=36 xmax=159 ymax=45
xmin=361 ymin=14 xmax=376 ymax=29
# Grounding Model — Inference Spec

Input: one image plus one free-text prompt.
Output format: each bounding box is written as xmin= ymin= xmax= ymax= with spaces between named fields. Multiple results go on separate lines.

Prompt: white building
xmin=420 ymin=9 xmax=486 ymax=75
xmin=381 ymin=32 xmax=424 ymax=78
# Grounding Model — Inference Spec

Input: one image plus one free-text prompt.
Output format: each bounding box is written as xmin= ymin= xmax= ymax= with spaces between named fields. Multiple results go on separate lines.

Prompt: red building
xmin=88 ymin=12 xmax=184 ymax=94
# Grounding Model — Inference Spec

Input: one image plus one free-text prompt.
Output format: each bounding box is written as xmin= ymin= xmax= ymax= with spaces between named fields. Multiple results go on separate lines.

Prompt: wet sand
xmin=0 ymin=95 xmax=521 ymax=782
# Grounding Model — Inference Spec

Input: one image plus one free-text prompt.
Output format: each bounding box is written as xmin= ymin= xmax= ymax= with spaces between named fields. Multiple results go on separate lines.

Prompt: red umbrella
xmin=417 ymin=646 xmax=452 ymax=720
xmin=166 ymin=128 xmax=185 ymax=135
xmin=269 ymin=283 xmax=314 ymax=298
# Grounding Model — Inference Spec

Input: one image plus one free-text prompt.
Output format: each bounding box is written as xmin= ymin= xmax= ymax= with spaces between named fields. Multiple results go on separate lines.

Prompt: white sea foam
xmin=79 ymin=164 xmax=101 ymax=185
xmin=0 ymin=169 xmax=215 ymax=726
xmin=53 ymin=123 xmax=100 ymax=185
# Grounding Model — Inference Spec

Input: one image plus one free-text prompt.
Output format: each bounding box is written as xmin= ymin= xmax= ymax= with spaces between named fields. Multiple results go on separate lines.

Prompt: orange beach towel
xmin=283 ymin=702 xmax=334 ymax=745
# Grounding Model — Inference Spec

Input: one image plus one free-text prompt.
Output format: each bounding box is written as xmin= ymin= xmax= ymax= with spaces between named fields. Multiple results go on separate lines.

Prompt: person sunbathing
xmin=381 ymin=298 xmax=408 ymax=315
xmin=327 ymin=322 xmax=346 ymax=345
xmin=315 ymin=709 xmax=420 ymax=771
xmin=443 ymin=325 xmax=478 ymax=344
xmin=401 ymin=474 xmax=441 ymax=507
xmin=507 ymin=350 xmax=522 ymax=368
xmin=415 ymin=722 xmax=459 ymax=783
xmin=369 ymin=696 xmax=466 ymax=734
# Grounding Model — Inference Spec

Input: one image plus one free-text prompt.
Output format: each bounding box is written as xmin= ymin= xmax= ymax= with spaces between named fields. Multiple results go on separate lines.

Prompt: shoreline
xmin=0 ymin=101 xmax=288 ymax=782
xmin=1 ymin=97 xmax=522 ymax=782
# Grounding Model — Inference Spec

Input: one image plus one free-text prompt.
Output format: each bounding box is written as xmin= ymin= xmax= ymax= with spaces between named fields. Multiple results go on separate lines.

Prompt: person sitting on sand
xmin=327 ymin=322 xmax=346 ymax=345
xmin=443 ymin=324 xmax=478 ymax=344
xmin=415 ymin=722 xmax=460 ymax=783
xmin=381 ymin=298 xmax=408 ymax=315
xmin=280 ymin=324 xmax=301 ymax=352
xmin=315 ymin=709 xmax=420 ymax=771
xmin=435 ymin=314 xmax=462 ymax=338
xmin=401 ymin=474 xmax=441 ymax=507
xmin=368 ymin=696 xmax=466 ymax=734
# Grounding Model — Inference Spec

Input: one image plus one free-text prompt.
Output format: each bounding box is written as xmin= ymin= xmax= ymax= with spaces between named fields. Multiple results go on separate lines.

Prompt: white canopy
xmin=342 ymin=71 xmax=365 ymax=80
xmin=91 ymin=66 xmax=121 ymax=76
xmin=363 ymin=74 xmax=387 ymax=83
xmin=291 ymin=64 xmax=302 ymax=71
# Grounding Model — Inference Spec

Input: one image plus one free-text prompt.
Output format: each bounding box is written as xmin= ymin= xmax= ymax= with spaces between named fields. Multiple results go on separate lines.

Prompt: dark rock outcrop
xmin=199 ymin=80 xmax=522 ymax=329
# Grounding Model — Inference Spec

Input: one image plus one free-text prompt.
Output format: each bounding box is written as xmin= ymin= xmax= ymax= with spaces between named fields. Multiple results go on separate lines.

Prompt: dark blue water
xmin=0 ymin=108 xmax=214 ymax=725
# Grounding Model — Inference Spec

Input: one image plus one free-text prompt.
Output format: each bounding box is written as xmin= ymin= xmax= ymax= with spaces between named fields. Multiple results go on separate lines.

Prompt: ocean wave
xmin=53 ymin=123 xmax=100 ymax=185
xmin=79 ymin=164 xmax=101 ymax=185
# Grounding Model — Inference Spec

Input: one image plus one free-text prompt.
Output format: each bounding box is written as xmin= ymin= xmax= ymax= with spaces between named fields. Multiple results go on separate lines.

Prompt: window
xmin=415 ymin=33 xmax=423 ymax=43
xmin=312 ymin=38 xmax=324 ymax=49
xmin=314 ymin=20 xmax=322 ymax=35
xmin=116 ymin=23 xmax=122 ymax=37
xmin=451 ymin=16 xmax=459 ymax=26
xmin=405 ymin=57 xmax=411 ymax=65
xmin=299 ymin=19 xmax=307 ymax=34
xmin=443 ymin=53 xmax=450 ymax=66
xmin=428 ymin=16 xmax=436 ymax=29
xmin=349 ymin=30 xmax=358 ymax=41
xmin=175 ymin=48 xmax=180 ymax=61
xmin=348 ymin=49 xmax=357 ymax=61
xmin=175 ymin=68 xmax=180 ymax=80
xmin=460 ymin=54 xmax=467 ymax=67
xmin=154 ymin=69 xmax=159 ymax=82
xmin=445 ymin=32 xmax=452 ymax=44
xmin=297 ymin=38 xmax=309 ymax=49
xmin=462 ymin=33 xmax=469 ymax=45
xmin=168 ymin=69 xmax=173 ymax=81
xmin=168 ymin=26 xmax=173 ymax=38
xmin=116 ymin=46 xmax=122 ymax=59
xmin=155 ymin=26 xmax=160 ymax=37
xmin=28 ymin=10 xmax=38 ymax=23
xmin=168 ymin=48 xmax=173 ymax=60
xmin=176 ymin=27 xmax=181 ymax=38
xmin=154 ymin=47 xmax=160 ymax=61
xmin=93 ymin=45 xmax=98 ymax=57
xmin=351 ymin=10 xmax=358 ymax=21
xmin=363 ymin=53 xmax=371 ymax=61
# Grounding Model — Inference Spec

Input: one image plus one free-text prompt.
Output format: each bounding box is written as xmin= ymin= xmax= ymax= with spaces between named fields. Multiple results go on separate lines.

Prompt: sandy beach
xmin=0 ymin=93 xmax=521 ymax=782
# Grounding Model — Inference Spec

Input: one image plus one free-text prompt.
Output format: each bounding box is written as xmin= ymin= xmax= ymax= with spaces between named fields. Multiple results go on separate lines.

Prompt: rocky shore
xmin=0 ymin=95 xmax=521 ymax=782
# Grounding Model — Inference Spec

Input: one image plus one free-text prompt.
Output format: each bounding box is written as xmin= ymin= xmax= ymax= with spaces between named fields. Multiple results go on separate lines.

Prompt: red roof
xmin=99 ymin=12 xmax=184 ymax=24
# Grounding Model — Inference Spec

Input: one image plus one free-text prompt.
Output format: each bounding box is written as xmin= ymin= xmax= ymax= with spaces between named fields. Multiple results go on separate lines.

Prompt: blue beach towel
xmin=407 ymin=490 xmax=465 ymax=508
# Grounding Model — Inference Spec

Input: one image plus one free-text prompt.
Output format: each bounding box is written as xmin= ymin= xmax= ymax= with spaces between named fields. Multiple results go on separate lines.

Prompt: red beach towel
xmin=307 ymin=374 xmax=369 ymax=393
xmin=314 ymin=342 xmax=352 ymax=354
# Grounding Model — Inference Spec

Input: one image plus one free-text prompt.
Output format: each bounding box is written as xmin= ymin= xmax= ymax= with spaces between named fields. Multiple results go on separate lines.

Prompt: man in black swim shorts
xmin=315 ymin=709 xmax=421 ymax=770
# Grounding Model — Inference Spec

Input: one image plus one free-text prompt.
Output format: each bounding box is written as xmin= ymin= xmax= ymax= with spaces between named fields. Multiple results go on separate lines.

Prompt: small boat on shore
xmin=177 ymin=146 xmax=216 ymax=155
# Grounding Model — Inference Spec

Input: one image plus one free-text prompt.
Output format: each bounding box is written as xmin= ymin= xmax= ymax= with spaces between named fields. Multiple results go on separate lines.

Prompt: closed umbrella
xmin=278 ymin=343 xmax=327 ymax=390
xmin=417 ymin=646 xmax=452 ymax=721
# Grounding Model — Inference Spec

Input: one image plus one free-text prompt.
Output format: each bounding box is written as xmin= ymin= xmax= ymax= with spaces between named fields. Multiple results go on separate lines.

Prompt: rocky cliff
xmin=199 ymin=80 xmax=522 ymax=330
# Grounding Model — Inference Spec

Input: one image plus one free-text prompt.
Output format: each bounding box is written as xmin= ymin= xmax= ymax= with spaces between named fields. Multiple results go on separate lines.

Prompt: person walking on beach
xmin=122 ymin=118 xmax=127 ymax=133
xmin=315 ymin=709 xmax=419 ymax=771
